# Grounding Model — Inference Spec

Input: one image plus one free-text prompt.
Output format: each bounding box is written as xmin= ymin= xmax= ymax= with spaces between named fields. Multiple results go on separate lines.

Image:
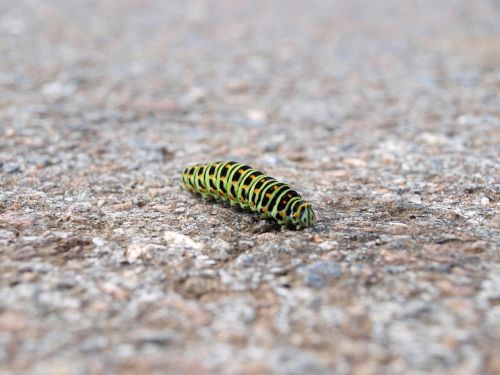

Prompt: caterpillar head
xmin=290 ymin=202 xmax=316 ymax=229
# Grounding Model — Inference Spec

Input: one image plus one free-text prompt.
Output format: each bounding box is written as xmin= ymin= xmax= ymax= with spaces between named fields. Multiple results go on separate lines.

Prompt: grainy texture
xmin=0 ymin=0 xmax=499 ymax=374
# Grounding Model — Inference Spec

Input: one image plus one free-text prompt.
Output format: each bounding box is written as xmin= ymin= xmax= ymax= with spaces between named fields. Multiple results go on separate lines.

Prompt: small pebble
xmin=302 ymin=261 xmax=342 ymax=288
xmin=480 ymin=197 xmax=490 ymax=206
xmin=164 ymin=231 xmax=202 ymax=250
xmin=2 ymin=162 xmax=20 ymax=174
xmin=318 ymin=241 xmax=338 ymax=251
xmin=409 ymin=194 xmax=422 ymax=204
xmin=124 ymin=243 xmax=167 ymax=262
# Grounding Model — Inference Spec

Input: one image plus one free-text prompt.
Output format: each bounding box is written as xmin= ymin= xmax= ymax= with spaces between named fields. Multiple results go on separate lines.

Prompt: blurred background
xmin=1 ymin=0 xmax=498 ymax=172
xmin=0 ymin=1 xmax=499 ymax=374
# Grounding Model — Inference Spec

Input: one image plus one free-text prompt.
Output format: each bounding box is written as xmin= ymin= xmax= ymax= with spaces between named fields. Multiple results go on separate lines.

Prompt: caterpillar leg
xmin=260 ymin=213 xmax=278 ymax=224
xmin=277 ymin=218 xmax=290 ymax=226
xmin=253 ymin=219 xmax=279 ymax=234
xmin=181 ymin=161 xmax=316 ymax=230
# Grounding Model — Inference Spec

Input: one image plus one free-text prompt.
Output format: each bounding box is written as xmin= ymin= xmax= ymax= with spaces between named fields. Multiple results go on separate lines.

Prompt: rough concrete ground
xmin=0 ymin=0 xmax=499 ymax=374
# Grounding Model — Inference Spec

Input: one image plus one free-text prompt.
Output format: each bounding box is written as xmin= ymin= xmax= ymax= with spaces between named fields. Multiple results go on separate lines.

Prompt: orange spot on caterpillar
xmin=298 ymin=203 xmax=309 ymax=211
xmin=180 ymin=162 xmax=315 ymax=228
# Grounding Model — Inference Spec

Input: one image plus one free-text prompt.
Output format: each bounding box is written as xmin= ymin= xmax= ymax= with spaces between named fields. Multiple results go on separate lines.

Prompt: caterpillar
xmin=181 ymin=161 xmax=316 ymax=229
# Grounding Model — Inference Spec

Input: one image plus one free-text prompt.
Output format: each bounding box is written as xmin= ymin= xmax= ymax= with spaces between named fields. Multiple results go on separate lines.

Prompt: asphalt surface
xmin=0 ymin=0 xmax=499 ymax=374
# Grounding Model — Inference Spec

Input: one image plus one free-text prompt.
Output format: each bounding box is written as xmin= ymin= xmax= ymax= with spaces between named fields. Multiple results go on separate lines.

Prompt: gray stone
xmin=302 ymin=261 xmax=342 ymax=288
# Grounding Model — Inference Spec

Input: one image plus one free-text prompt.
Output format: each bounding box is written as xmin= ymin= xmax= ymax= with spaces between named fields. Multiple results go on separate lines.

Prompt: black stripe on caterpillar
xmin=181 ymin=161 xmax=316 ymax=229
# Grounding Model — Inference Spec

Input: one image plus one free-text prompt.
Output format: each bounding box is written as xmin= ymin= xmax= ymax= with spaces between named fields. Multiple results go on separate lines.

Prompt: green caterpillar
xmin=181 ymin=161 xmax=316 ymax=229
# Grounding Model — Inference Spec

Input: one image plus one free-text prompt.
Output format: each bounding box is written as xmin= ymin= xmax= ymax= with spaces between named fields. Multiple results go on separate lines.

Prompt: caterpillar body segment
xmin=181 ymin=161 xmax=316 ymax=229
